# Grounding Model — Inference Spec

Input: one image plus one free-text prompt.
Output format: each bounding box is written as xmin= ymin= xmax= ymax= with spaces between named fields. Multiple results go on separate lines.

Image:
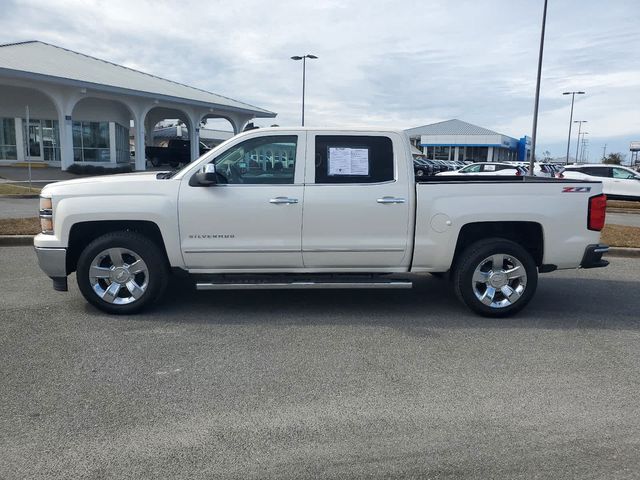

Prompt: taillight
xmin=588 ymin=194 xmax=607 ymax=231
xmin=556 ymin=172 xmax=564 ymax=179
xmin=515 ymin=169 xmax=522 ymax=176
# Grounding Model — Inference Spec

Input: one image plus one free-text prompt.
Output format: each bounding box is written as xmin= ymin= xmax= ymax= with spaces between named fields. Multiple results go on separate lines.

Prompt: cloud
xmin=1 ymin=0 xmax=639 ymax=157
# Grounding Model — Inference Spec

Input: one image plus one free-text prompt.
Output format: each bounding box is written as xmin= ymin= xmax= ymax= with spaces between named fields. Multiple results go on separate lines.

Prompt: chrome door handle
xmin=269 ymin=197 xmax=298 ymax=204
xmin=377 ymin=196 xmax=406 ymax=204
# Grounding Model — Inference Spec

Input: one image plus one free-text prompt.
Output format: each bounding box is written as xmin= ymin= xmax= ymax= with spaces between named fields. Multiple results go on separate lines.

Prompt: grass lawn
xmin=0 ymin=184 xmax=41 ymax=195
xmin=0 ymin=217 xmax=40 ymax=235
xmin=2 ymin=217 xmax=640 ymax=249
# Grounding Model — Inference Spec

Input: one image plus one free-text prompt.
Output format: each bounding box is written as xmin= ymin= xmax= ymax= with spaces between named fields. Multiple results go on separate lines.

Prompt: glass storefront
xmin=115 ymin=122 xmax=130 ymax=164
xmin=42 ymin=120 xmax=61 ymax=161
xmin=73 ymin=121 xmax=110 ymax=162
xmin=20 ymin=119 xmax=61 ymax=162
xmin=0 ymin=118 xmax=17 ymax=160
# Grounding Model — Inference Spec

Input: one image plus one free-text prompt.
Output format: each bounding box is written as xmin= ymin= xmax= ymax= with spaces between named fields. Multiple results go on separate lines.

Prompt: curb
xmin=1 ymin=235 xmax=640 ymax=259
xmin=604 ymin=247 xmax=640 ymax=258
xmin=607 ymin=208 xmax=640 ymax=215
xmin=0 ymin=194 xmax=40 ymax=199
xmin=0 ymin=235 xmax=35 ymax=246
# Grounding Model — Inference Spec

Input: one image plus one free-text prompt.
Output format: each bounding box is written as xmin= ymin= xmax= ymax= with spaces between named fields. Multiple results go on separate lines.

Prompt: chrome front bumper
xmin=35 ymin=246 xmax=68 ymax=291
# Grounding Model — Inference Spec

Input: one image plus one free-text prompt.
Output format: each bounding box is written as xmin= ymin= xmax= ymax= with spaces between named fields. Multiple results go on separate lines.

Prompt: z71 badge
xmin=562 ymin=186 xmax=591 ymax=193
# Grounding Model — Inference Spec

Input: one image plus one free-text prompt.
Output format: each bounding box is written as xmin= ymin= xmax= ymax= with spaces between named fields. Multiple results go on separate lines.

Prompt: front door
xmin=301 ymin=133 xmax=412 ymax=269
xmin=611 ymin=167 xmax=640 ymax=198
xmin=25 ymin=119 xmax=43 ymax=161
xmin=178 ymin=133 xmax=305 ymax=270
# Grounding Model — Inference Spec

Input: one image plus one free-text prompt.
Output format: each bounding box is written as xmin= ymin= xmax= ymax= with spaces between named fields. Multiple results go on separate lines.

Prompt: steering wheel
xmin=223 ymin=164 xmax=244 ymax=184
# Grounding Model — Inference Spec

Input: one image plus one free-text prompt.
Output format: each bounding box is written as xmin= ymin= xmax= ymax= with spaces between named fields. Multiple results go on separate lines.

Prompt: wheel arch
xmin=452 ymin=221 xmax=544 ymax=271
xmin=66 ymin=220 xmax=168 ymax=274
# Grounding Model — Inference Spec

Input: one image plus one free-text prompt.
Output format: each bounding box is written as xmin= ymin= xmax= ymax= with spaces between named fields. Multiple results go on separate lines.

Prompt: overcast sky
xmin=2 ymin=0 xmax=639 ymax=160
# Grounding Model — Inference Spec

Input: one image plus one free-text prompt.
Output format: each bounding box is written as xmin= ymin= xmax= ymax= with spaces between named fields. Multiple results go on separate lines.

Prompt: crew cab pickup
xmin=34 ymin=128 xmax=609 ymax=317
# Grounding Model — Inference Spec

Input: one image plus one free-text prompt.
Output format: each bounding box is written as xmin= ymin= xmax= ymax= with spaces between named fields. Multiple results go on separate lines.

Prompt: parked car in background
xmin=558 ymin=164 xmax=640 ymax=201
xmin=146 ymin=139 xmax=211 ymax=168
xmin=413 ymin=158 xmax=434 ymax=177
xmin=437 ymin=162 xmax=527 ymax=176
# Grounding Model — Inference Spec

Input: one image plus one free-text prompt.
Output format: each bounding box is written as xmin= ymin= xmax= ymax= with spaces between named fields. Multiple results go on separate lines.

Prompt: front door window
xmin=211 ymin=135 xmax=297 ymax=184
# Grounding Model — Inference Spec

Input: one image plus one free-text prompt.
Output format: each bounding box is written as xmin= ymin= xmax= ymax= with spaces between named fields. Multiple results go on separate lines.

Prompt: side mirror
xmin=189 ymin=163 xmax=218 ymax=186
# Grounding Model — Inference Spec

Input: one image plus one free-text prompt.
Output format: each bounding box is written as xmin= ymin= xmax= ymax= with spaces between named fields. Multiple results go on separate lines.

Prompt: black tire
xmin=76 ymin=231 xmax=169 ymax=314
xmin=452 ymin=238 xmax=538 ymax=317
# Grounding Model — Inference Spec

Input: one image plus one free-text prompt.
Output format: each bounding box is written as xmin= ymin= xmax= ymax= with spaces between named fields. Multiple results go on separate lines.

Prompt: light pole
xmin=562 ymin=91 xmax=585 ymax=164
xmin=529 ymin=0 xmax=548 ymax=176
xmin=291 ymin=54 xmax=318 ymax=126
xmin=573 ymin=120 xmax=587 ymax=163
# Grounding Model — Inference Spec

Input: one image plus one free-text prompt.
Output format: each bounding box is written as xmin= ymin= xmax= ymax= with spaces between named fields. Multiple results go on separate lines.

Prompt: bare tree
xmin=603 ymin=152 xmax=625 ymax=165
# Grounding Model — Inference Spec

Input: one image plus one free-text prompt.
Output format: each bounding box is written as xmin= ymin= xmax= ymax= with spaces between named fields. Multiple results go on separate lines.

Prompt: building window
xmin=433 ymin=146 xmax=450 ymax=161
xmin=115 ymin=123 xmax=130 ymax=164
xmin=0 ymin=118 xmax=17 ymax=160
xmin=42 ymin=120 xmax=61 ymax=162
xmin=73 ymin=121 xmax=110 ymax=162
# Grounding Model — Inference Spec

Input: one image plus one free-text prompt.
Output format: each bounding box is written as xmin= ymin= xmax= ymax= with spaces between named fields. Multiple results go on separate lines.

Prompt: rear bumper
xmin=580 ymin=244 xmax=609 ymax=269
xmin=34 ymin=246 xmax=68 ymax=291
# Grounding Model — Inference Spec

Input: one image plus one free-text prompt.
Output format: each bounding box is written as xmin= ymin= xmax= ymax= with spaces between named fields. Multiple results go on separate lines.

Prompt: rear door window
xmin=314 ymin=135 xmax=394 ymax=184
xmin=582 ymin=167 xmax=611 ymax=177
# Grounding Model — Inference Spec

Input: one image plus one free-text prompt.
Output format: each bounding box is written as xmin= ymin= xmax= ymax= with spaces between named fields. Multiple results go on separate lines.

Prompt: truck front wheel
xmin=453 ymin=238 xmax=538 ymax=317
xmin=76 ymin=231 xmax=169 ymax=314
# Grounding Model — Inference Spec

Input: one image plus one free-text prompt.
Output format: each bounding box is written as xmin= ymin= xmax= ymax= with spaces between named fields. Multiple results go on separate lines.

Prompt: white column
xmin=134 ymin=116 xmax=146 ymax=171
xmin=487 ymin=146 xmax=494 ymax=162
xmin=14 ymin=118 xmax=25 ymax=162
xmin=190 ymin=125 xmax=200 ymax=162
xmin=59 ymin=113 xmax=74 ymax=170
xmin=454 ymin=146 xmax=459 ymax=162
xmin=108 ymin=122 xmax=117 ymax=164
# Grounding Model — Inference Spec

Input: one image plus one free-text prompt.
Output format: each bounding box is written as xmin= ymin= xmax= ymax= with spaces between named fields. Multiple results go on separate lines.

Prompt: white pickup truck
xmin=35 ymin=128 xmax=609 ymax=317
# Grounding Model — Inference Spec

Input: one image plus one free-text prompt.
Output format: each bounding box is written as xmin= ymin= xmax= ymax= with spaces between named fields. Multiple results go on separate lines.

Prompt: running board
xmin=196 ymin=280 xmax=413 ymax=290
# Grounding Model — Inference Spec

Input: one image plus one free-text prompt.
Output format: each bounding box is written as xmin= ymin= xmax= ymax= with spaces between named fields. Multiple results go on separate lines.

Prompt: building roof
xmin=405 ymin=119 xmax=502 ymax=137
xmin=0 ymin=40 xmax=275 ymax=117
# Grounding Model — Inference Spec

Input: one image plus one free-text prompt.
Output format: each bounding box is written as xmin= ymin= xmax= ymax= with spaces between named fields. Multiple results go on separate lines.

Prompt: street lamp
xmin=291 ymin=54 xmax=318 ymax=126
xmin=562 ymin=91 xmax=585 ymax=164
xmin=573 ymin=120 xmax=587 ymax=163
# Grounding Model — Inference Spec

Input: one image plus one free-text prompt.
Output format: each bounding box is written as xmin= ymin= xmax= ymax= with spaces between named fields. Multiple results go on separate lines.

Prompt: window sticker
xmin=328 ymin=147 xmax=369 ymax=176
xmin=484 ymin=164 xmax=496 ymax=171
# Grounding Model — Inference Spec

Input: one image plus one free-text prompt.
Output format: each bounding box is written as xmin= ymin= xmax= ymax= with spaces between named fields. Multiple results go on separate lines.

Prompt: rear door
xmin=301 ymin=132 xmax=412 ymax=269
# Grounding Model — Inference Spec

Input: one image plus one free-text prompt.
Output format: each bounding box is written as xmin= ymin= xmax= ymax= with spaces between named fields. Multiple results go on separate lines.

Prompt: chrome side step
xmin=196 ymin=280 xmax=413 ymax=290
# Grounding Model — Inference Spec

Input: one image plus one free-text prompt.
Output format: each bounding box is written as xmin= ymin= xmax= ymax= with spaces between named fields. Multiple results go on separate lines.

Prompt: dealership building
xmin=406 ymin=119 xmax=531 ymax=163
xmin=0 ymin=40 xmax=275 ymax=170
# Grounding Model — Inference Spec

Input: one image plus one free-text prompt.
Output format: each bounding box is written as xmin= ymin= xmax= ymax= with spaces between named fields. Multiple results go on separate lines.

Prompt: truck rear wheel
xmin=453 ymin=238 xmax=537 ymax=317
xmin=76 ymin=231 xmax=168 ymax=314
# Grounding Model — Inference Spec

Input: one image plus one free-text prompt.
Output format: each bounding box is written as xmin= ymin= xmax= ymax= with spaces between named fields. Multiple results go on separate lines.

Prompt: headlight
xmin=39 ymin=195 xmax=54 ymax=234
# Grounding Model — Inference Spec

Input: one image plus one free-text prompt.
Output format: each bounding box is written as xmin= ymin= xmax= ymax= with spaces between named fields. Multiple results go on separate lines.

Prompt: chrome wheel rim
xmin=472 ymin=253 xmax=527 ymax=309
xmin=89 ymin=248 xmax=149 ymax=305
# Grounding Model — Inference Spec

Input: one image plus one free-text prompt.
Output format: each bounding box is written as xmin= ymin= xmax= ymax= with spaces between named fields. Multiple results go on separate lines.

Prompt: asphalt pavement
xmin=1 ymin=246 xmax=639 ymax=479
xmin=0 ymin=197 xmax=38 ymax=219
xmin=607 ymin=212 xmax=640 ymax=227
